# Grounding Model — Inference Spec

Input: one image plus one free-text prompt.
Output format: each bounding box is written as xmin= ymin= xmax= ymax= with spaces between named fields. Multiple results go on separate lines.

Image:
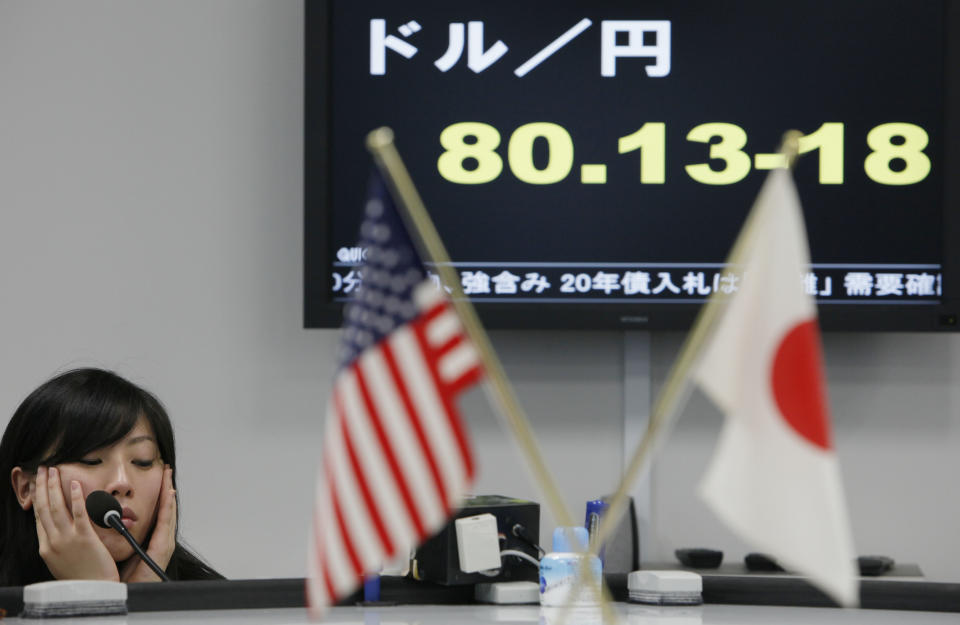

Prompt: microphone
xmin=85 ymin=490 xmax=170 ymax=582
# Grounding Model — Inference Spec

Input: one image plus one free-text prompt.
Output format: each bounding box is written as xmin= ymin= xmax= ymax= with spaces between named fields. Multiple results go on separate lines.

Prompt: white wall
xmin=1 ymin=0 xmax=957 ymax=582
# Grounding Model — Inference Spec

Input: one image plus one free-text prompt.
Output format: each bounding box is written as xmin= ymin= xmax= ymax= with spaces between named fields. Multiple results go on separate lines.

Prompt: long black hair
xmin=0 ymin=368 xmax=222 ymax=586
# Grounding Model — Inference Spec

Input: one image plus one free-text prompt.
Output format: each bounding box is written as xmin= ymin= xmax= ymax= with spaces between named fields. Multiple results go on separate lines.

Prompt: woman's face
xmin=53 ymin=416 xmax=165 ymax=561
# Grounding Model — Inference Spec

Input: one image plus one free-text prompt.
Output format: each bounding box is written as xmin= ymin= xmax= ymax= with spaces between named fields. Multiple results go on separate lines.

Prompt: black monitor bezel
xmin=304 ymin=0 xmax=960 ymax=332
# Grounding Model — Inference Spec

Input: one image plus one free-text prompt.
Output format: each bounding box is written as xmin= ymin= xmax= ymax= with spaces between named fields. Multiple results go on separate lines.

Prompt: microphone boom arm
xmin=86 ymin=490 xmax=172 ymax=583
xmin=104 ymin=510 xmax=171 ymax=582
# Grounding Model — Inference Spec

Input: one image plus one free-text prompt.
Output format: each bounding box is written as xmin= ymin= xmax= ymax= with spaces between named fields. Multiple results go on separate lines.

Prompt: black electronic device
xmin=675 ymin=548 xmax=723 ymax=569
xmin=596 ymin=495 xmax=640 ymax=574
xmin=858 ymin=555 xmax=896 ymax=576
xmin=744 ymin=552 xmax=786 ymax=572
xmin=412 ymin=495 xmax=540 ymax=586
xmin=305 ymin=0 xmax=960 ymax=331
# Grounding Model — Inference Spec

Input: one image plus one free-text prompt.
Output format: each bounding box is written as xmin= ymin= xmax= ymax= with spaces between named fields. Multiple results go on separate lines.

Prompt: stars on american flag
xmin=338 ymin=195 xmax=429 ymax=366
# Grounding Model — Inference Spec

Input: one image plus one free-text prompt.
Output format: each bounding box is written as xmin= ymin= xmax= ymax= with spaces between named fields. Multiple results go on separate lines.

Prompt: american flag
xmin=307 ymin=170 xmax=484 ymax=611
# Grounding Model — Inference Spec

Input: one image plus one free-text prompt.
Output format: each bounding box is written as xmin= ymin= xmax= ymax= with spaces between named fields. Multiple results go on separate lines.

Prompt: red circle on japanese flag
xmin=771 ymin=320 xmax=833 ymax=450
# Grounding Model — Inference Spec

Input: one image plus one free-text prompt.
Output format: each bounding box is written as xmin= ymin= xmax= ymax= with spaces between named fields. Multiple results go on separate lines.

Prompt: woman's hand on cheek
xmin=121 ymin=465 xmax=176 ymax=583
xmin=33 ymin=467 xmax=120 ymax=582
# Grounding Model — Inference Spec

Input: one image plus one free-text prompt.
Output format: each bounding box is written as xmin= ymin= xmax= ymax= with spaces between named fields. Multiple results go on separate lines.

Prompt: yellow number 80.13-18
xmin=436 ymin=121 xmax=930 ymax=186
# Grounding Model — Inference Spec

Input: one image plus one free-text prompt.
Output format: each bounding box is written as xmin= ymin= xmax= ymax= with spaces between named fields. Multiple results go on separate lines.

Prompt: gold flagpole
xmin=588 ymin=131 xmax=805 ymax=557
xmin=367 ymin=127 xmax=620 ymax=624
xmin=366 ymin=127 xmax=576 ymax=530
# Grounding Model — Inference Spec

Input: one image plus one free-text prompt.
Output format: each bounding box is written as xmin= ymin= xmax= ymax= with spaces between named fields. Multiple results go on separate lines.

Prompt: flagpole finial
xmin=366 ymin=126 xmax=395 ymax=151
xmin=780 ymin=129 xmax=803 ymax=169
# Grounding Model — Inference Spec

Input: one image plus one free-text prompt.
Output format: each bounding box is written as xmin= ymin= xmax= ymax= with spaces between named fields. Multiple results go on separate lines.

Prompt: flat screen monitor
xmin=305 ymin=0 xmax=960 ymax=331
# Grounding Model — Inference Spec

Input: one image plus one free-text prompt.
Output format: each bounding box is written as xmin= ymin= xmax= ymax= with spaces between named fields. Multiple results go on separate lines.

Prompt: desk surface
xmin=4 ymin=603 xmax=960 ymax=625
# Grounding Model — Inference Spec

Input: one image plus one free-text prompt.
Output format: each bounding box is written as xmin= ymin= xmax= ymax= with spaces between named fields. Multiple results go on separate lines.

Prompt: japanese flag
xmin=693 ymin=168 xmax=858 ymax=606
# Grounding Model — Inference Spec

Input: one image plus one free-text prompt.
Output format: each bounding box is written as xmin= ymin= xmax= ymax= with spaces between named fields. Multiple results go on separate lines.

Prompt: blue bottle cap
xmin=585 ymin=499 xmax=610 ymax=526
xmin=552 ymin=526 xmax=589 ymax=552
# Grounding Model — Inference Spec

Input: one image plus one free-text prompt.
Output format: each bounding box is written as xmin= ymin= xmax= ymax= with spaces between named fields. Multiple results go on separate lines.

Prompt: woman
xmin=0 ymin=368 xmax=222 ymax=586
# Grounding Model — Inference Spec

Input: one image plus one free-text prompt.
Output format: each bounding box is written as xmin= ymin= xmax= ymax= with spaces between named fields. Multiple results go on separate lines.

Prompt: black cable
xmin=511 ymin=523 xmax=544 ymax=557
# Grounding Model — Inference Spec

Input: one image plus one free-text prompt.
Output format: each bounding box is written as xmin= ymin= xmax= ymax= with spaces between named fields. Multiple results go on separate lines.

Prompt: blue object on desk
xmin=585 ymin=499 xmax=610 ymax=562
xmin=363 ymin=574 xmax=380 ymax=602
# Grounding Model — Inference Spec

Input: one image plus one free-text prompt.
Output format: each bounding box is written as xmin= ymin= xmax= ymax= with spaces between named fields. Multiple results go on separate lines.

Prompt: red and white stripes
xmin=308 ymin=282 xmax=483 ymax=612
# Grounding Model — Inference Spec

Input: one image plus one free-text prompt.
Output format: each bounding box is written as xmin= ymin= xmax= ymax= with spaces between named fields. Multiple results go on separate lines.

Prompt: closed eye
xmin=133 ymin=459 xmax=157 ymax=468
xmin=77 ymin=459 xmax=102 ymax=466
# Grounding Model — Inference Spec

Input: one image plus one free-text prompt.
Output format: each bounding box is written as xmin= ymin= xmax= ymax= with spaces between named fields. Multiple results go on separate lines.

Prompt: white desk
xmin=5 ymin=603 xmax=959 ymax=625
